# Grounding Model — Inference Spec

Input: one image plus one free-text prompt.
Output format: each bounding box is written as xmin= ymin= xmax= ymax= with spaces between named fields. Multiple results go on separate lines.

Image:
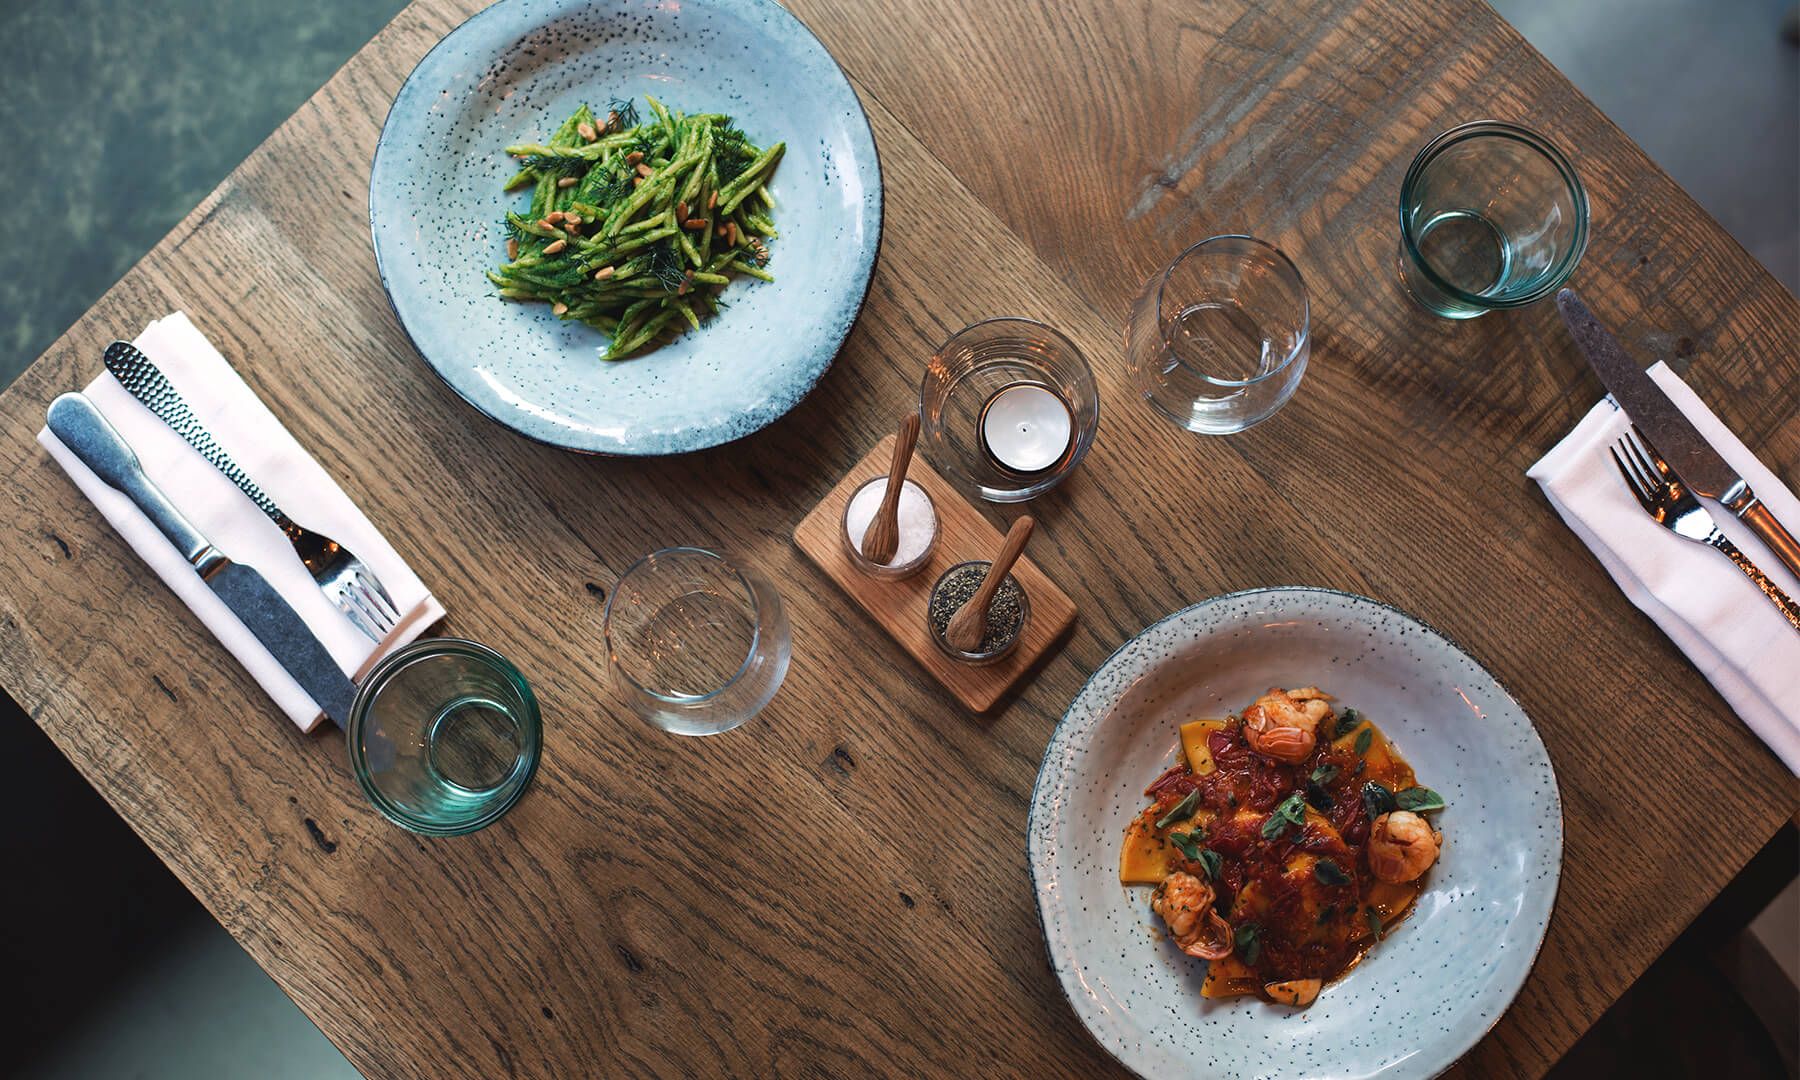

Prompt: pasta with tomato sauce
xmin=1118 ymin=686 xmax=1445 ymax=1008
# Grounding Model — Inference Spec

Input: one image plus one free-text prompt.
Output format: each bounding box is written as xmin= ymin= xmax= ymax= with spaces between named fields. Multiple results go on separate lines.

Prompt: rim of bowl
xmin=1396 ymin=120 xmax=1590 ymax=311
xmin=603 ymin=547 xmax=767 ymax=703
xmin=347 ymin=637 xmax=543 ymax=837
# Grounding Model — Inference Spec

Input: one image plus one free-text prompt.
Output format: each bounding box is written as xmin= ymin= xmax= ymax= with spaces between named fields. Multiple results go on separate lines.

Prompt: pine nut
xmin=564 ymin=214 xmax=582 ymax=226
xmin=676 ymin=201 xmax=687 ymax=220
xmin=506 ymin=238 xmax=519 ymax=260
xmin=725 ymin=222 xmax=737 ymax=246
xmin=556 ymin=176 xmax=579 ymax=188
xmin=552 ymin=301 xmax=568 ymax=315
xmin=626 ymin=151 xmax=644 ymax=165
xmin=594 ymin=266 xmax=615 ymax=280
xmin=547 ymin=211 xmax=565 ymax=223
xmin=684 ymin=218 xmax=707 ymax=230
xmin=633 ymin=176 xmax=643 ymax=187
xmin=577 ymin=121 xmax=597 ymax=142
xmin=536 ymin=218 xmax=554 ymax=231
xmin=607 ymin=110 xmax=620 ymax=131
xmin=707 ymin=189 xmax=718 ymax=210
xmin=635 ymin=162 xmax=653 ymax=178
xmin=543 ymin=239 xmax=568 ymax=254
xmin=716 ymin=224 xmax=727 ymax=237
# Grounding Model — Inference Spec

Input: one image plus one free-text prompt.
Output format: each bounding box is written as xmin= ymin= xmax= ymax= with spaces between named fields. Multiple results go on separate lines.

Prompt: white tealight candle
xmin=980 ymin=382 xmax=1074 ymax=474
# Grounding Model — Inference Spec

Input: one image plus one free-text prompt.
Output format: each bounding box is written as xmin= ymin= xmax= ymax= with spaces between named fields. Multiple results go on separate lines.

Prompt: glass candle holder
xmin=604 ymin=547 xmax=791 ymax=736
xmin=920 ymin=318 xmax=1099 ymax=503
xmin=926 ymin=560 xmax=1031 ymax=666
xmin=1126 ymin=235 xmax=1310 ymax=434
xmin=1398 ymin=120 xmax=1588 ymax=319
xmin=347 ymin=638 xmax=542 ymax=836
xmin=842 ymin=476 xmax=939 ymax=580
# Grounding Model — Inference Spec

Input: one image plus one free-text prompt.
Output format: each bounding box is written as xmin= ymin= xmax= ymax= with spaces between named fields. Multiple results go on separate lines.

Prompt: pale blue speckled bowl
xmin=369 ymin=0 xmax=881 ymax=454
xmin=1029 ymin=587 xmax=1563 ymax=1080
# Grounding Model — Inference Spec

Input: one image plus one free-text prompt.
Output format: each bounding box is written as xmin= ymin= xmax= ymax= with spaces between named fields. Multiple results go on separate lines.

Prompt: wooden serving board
xmin=794 ymin=434 xmax=1076 ymax=712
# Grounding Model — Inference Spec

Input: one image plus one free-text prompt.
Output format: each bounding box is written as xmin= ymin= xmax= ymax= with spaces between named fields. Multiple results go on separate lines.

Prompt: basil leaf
xmin=1313 ymin=858 xmax=1351 ymax=886
xmin=1333 ymin=707 xmax=1361 ymax=739
xmin=1365 ymin=908 xmax=1383 ymax=936
xmin=1395 ymin=786 xmax=1446 ymax=813
xmin=1261 ymin=792 xmax=1307 ymax=840
xmin=1155 ymin=790 xmax=1201 ymax=830
xmin=1309 ymin=763 xmax=1340 ymax=785
xmin=1353 ymin=758 xmax=1366 ymax=776
xmin=1305 ymin=779 xmax=1334 ymax=812
xmin=1234 ymin=922 xmax=1262 ymax=966
xmin=1361 ymin=782 xmax=1396 ymax=820
xmin=1353 ymin=726 xmax=1373 ymax=755
xmin=1169 ymin=831 xmax=1204 ymax=862
xmin=1197 ymin=848 xmax=1223 ymax=883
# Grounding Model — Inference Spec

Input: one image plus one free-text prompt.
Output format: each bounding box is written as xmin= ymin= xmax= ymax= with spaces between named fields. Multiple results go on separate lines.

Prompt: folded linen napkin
xmin=38 ymin=313 xmax=445 ymax=732
xmin=1529 ymin=361 xmax=1800 ymax=774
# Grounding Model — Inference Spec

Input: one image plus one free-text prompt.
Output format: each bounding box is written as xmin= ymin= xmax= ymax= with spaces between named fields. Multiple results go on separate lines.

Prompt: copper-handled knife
xmin=1557 ymin=288 xmax=1800 ymax=580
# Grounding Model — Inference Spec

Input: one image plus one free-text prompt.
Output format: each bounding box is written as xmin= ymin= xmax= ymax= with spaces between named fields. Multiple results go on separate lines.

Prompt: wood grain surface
xmin=793 ymin=432 xmax=1076 ymax=712
xmin=0 ymin=0 xmax=1796 ymax=1077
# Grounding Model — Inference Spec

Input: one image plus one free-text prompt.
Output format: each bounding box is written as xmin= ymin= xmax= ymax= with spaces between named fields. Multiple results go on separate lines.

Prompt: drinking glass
xmin=1397 ymin=120 xmax=1589 ymax=319
xmin=347 ymin=638 xmax=542 ymax=836
xmin=603 ymin=548 xmax=791 ymax=736
xmin=1126 ymin=235 xmax=1310 ymax=434
xmin=919 ymin=318 xmax=1100 ymax=503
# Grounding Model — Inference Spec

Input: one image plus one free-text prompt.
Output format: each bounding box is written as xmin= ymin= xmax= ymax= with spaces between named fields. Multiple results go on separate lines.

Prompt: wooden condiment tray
xmin=793 ymin=434 xmax=1076 ymax=711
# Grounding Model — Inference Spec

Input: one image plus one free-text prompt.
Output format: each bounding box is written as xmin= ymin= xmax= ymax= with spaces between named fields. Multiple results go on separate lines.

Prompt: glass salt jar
xmin=841 ymin=477 xmax=939 ymax=580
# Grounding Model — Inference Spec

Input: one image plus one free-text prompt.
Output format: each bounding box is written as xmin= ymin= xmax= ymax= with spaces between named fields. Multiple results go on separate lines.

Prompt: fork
xmin=1610 ymin=428 xmax=1800 ymax=634
xmin=103 ymin=341 xmax=403 ymax=641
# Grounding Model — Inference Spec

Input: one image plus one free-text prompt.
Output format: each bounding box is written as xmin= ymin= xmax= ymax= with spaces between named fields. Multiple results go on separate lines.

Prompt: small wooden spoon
xmin=860 ymin=413 xmax=921 ymax=564
xmin=945 ymin=515 xmax=1035 ymax=652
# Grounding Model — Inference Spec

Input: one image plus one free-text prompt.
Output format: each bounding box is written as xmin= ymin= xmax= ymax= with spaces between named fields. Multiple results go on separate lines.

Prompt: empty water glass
xmin=604 ymin=547 xmax=791 ymax=736
xmin=1126 ymin=235 xmax=1310 ymax=434
xmin=1398 ymin=120 xmax=1589 ymax=319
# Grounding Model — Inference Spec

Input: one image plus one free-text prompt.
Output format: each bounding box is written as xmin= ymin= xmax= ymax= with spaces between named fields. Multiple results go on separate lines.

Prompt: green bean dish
xmin=489 ymin=96 xmax=784 ymax=361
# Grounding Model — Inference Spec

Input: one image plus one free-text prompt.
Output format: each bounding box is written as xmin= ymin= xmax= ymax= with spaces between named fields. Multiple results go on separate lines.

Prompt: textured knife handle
xmin=1711 ymin=535 xmax=1800 ymax=634
xmin=102 ymin=341 xmax=294 ymax=532
xmin=1740 ymin=502 xmax=1800 ymax=584
xmin=47 ymin=393 xmax=222 ymax=573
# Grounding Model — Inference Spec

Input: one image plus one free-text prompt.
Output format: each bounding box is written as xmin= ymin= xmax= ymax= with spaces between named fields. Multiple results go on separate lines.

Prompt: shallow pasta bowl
xmin=368 ymin=0 xmax=881 ymax=454
xmin=1028 ymin=587 xmax=1562 ymax=1080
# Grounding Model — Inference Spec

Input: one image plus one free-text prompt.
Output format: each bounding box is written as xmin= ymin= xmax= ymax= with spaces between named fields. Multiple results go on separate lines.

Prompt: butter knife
xmin=47 ymin=393 xmax=358 ymax=728
xmin=1557 ymin=288 xmax=1800 ymax=580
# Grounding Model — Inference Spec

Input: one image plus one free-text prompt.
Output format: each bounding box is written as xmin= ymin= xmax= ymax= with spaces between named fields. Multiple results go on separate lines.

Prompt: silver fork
xmin=103 ymin=341 xmax=402 ymax=641
xmin=1610 ymin=428 xmax=1800 ymax=634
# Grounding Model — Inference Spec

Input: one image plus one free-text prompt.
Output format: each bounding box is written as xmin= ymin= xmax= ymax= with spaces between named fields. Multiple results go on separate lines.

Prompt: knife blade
xmin=46 ymin=393 xmax=358 ymax=727
xmin=1557 ymin=288 xmax=1800 ymax=580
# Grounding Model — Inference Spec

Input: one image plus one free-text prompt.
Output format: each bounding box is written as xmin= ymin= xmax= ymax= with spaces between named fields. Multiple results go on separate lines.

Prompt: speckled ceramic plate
xmin=1028 ymin=588 xmax=1562 ymax=1080
xmin=368 ymin=0 xmax=881 ymax=454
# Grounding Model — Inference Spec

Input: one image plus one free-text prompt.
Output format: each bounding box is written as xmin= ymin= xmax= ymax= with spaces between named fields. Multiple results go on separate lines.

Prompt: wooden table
xmin=2 ymin=0 xmax=1795 ymax=1075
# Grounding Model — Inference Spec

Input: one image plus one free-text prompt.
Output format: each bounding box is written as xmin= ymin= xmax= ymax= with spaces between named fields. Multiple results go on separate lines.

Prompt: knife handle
xmin=1740 ymin=502 xmax=1800 ymax=584
xmin=48 ymin=393 xmax=226 ymax=577
xmin=1712 ymin=536 xmax=1800 ymax=634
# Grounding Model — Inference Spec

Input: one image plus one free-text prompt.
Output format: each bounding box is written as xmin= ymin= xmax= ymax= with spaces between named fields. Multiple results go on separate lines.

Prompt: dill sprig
xmin=585 ymin=166 xmax=632 ymax=208
xmin=501 ymin=216 xmax=533 ymax=243
xmin=715 ymin=126 xmax=758 ymax=184
xmin=603 ymin=97 xmax=641 ymax=133
xmin=522 ymin=153 xmax=590 ymax=178
xmin=647 ymin=239 xmax=687 ymax=292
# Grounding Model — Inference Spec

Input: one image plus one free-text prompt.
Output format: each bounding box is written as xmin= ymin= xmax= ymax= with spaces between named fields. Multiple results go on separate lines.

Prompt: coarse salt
xmin=844 ymin=478 xmax=936 ymax=567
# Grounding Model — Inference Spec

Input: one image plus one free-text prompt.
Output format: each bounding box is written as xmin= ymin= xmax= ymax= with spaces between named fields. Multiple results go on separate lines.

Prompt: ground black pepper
xmin=928 ymin=562 xmax=1026 ymax=656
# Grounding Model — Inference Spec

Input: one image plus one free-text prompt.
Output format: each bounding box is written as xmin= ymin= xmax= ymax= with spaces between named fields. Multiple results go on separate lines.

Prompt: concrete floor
xmin=0 ymin=0 xmax=1794 ymax=1077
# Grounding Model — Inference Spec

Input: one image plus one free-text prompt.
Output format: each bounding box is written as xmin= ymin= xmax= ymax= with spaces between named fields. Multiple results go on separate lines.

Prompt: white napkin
xmin=38 ymin=313 xmax=446 ymax=732
xmin=1529 ymin=362 xmax=1800 ymax=774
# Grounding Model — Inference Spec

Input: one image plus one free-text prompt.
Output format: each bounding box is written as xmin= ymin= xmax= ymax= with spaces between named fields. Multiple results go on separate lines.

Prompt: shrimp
xmin=1151 ymin=871 xmax=1234 ymax=959
xmin=1367 ymin=811 xmax=1443 ymax=883
xmin=1241 ymin=687 xmax=1324 ymax=764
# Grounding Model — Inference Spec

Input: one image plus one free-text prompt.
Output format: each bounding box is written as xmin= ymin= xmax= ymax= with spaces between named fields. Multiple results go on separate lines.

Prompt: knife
xmin=47 ymin=393 xmax=358 ymax=728
xmin=1557 ymin=288 xmax=1800 ymax=581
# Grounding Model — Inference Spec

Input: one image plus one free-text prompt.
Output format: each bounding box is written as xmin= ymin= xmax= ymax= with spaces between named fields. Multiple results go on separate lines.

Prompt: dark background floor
xmin=1 ymin=0 xmax=1795 ymax=1076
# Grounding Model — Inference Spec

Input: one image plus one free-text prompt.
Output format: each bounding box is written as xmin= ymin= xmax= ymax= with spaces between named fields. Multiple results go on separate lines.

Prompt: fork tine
xmin=1615 ymin=433 xmax=1662 ymax=495
xmin=350 ymin=579 xmax=399 ymax=634
xmin=338 ymin=595 xmax=383 ymax=640
xmin=343 ymin=585 xmax=394 ymax=637
xmin=357 ymin=575 xmax=403 ymax=626
xmin=1625 ymin=425 xmax=1670 ymax=476
xmin=1609 ymin=443 xmax=1657 ymax=513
